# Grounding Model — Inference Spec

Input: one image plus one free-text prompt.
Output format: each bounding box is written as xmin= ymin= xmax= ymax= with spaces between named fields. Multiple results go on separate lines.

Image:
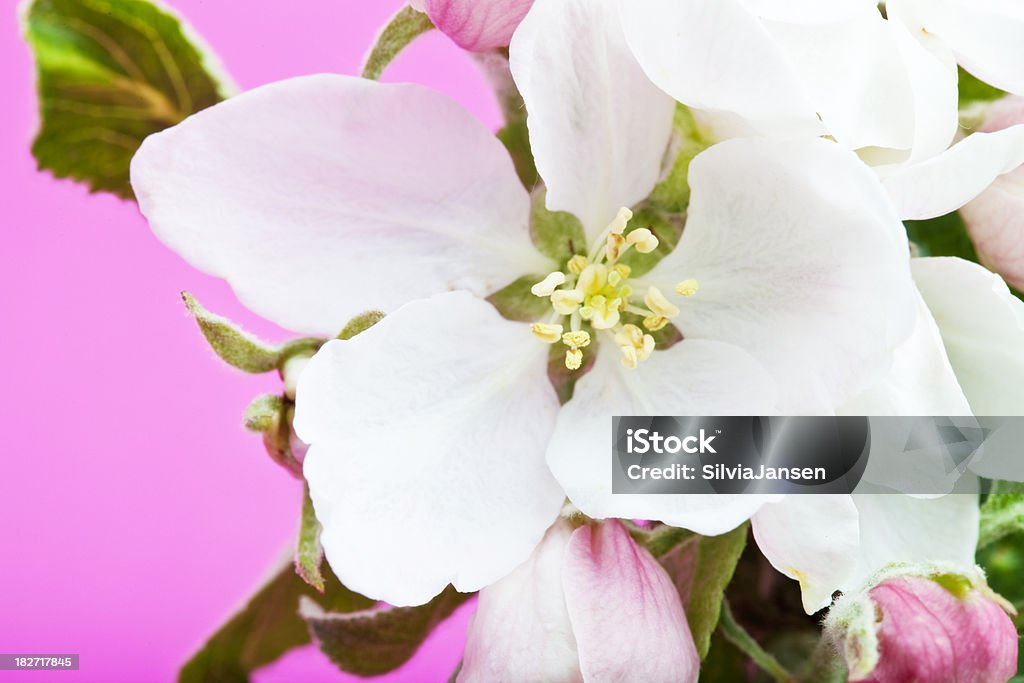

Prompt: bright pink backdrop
xmin=0 ymin=2 xmax=500 ymax=680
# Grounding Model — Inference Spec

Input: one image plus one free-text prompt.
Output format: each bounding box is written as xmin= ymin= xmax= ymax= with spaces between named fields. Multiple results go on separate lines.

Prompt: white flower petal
xmin=546 ymin=340 xmax=778 ymax=535
xmin=737 ymin=0 xmax=877 ymax=24
xmin=563 ymin=521 xmax=698 ymax=683
xmin=619 ymin=0 xmax=821 ymax=138
xmin=131 ymin=75 xmax=544 ymax=335
xmin=510 ymin=0 xmax=674 ymax=239
xmin=294 ymin=292 xmax=563 ymax=606
xmin=880 ymin=125 xmax=1024 ymax=220
xmin=459 ymin=522 xmax=582 ymax=683
xmin=852 ymin=487 xmax=979 ymax=576
xmin=914 ymin=0 xmax=1024 ymax=95
xmin=841 ymin=289 xmax=971 ymax=416
xmin=912 ymin=257 xmax=1024 ymax=415
xmin=751 ymin=495 xmax=862 ymax=613
xmin=645 ymin=137 xmax=917 ymax=413
xmin=761 ymin=7 xmax=916 ymax=152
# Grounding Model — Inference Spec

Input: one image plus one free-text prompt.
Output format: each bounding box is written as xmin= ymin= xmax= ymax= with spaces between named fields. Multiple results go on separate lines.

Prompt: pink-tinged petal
xmin=855 ymin=576 xmax=1018 ymax=683
xmin=563 ymin=521 xmax=699 ymax=683
xmin=459 ymin=522 xmax=583 ymax=683
xmin=415 ymin=0 xmax=534 ymax=51
xmin=131 ymin=75 xmax=545 ymax=336
xmin=961 ymin=97 xmax=1024 ymax=290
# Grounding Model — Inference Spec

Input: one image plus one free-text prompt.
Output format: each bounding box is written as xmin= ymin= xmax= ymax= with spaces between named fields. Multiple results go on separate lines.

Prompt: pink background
xmin=0 ymin=1 xmax=499 ymax=680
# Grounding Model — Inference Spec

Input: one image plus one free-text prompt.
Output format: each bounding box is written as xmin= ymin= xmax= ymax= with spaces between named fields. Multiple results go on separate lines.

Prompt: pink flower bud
xmin=961 ymin=96 xmax=1024 ymax=291
xmin=830 ymin=569 xmax=1018 ymax=683
xmin=411 ymin=0 xmax=534 ymax=52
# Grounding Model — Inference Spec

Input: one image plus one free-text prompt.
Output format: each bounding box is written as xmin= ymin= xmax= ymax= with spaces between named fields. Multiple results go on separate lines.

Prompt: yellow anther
xmin=566 ymin=348 xmax=583 ymax=370
xmin=616 ymin=323 xmax=644 ymax=348
xmin=607 ymin=269 xmax=623 ymax=287
xmin=567 ymin=254 xmax=588 ymax=274
xmin=644 ymin=286 xmax=680 ymax=318
xmin=578 ymin=264 xmax=608 ymax=295
xmin=613 ymin=264 xmax=632 ymax=280
xmin=619 ymin=344 xmax=639 ymax=369
xmin=551 ymin=289 xmax=584 ymax=315
xmin=607 ymin=206 xmax=634 ymax=235
xmin=531 ymin=322 xmax=564 ymax=344
xmin=626 ymin=228 xmax=659 ymax=254
xmin=639 ymin=334 xmax=655 ymax=361
xmin=562 ymin=330 xmax=591 ymax=349
xmin=531 ymin=271 xmax=567 ymax=297
xmin=643 ymin=315 xmax=669 ymax=332
xmin=675 ymin=279 xmax=699 ymax=297
xmin=579 ymin=305 xmax=595 ymax=320
xmin=606 ymin=232 xmax=626 ymax=261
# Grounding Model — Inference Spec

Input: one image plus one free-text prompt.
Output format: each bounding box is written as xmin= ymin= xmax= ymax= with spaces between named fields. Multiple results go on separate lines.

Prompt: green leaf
xmin=905 ymin=211 xmax=981 ymax=262
xmin=487 ymin=275 xmax=553 ymax=322
xmin=183 ymin=292 xmax=323 ymax=373
xmin=717 ymin=600 xmax=795 ymax=683
xmin=361 ymin=5 xmax=433 ymax=80
xmin=179 ymin=558 xmax=374 ymax=683
xmin=661 ymin=524 xmax=749 ymax=659
xmin=296 ymin=483 xmax=325 ymax=592
xmin=337 ymin=310 xmax=386 ymax=340
xmin=301 ymin=585 xmax=472 ymax=677
xmin=530 ymin=186 xmax=587 ymax=265
xmin=22 ymin=0 xmax=233 ymax=199
xmin=979 ymin=481 xmax=1024 ymax=549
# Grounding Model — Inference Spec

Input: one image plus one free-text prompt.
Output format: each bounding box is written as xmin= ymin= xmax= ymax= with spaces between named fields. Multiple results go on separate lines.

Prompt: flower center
xmin=529 ymin=207 xmax=698 ymax=370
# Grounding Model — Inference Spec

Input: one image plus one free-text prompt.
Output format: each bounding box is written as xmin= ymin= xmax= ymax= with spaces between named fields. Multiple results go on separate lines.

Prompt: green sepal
xmin=624 ymin=522 xmax=693 ymax=558
xmin=660 ymin=524 xmax=749 ymax=660
xmin=646 ymin=104 xmax=712 ymax=214
xmin=616 ymin=207 xmax=684 ymax=278
xmin=361 ymin=5 xmax=434 ymax=80
xmin=296 ymin=483 xmax=325 ymax=592
xmin=21 ymin=0 xmax=234 ymax=199
xmin=301 ymin=585 xmax=472 ymax=677
xmin=243 ymin=393 xmax=301 ymax=476
xmin=547 ymin=333 xmax=598 ymax=405
xmin=182 ymin=292 xmax=323 ymax=373
xmin=178 ymin=557 xmax=374 ymax=683
xmin=243 ymin=393 xmax=284 ymax=433
xmin=476 ymin=50 xmax=538 ymax=189
xmin=338 ymin=310 xmax=386 ymax=340
xmin=979 ymin=480 xmax=1024 ymax=549
xmin=487 ymin=275 xmax=553 ymax=322
xmin=530 ymin=186 xmax=587 ymax=265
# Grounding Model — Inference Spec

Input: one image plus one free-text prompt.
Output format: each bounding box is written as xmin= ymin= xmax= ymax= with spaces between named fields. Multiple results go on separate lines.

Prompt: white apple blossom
xmin=130 ymin=51 xmax=918 ymax=604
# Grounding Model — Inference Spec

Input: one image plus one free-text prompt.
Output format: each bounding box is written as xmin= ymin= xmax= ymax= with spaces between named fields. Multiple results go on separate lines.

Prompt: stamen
xmin=567 ymin=255 xmax=588 ymax=274
xmin=531 ymin=322 xmax=564 ymax=343
xmin=626 ymin=228 xmax=659 ymax=254
xmin=562 ymin=330 xmax=591 ymax=349
xmin=675 ymin=279 xmax=699 ymax=297
xmin=606 ymin=232 xmax=626 ymax=261
xmin=644 ymin=286 xmax=680 ymax=318
xmin=613 ymin=264 xmax=632 ymax=280
xmin=565 ymin=348 xmax=583 ymax=370
xmin=619 ymin=345 xmax=639 ymax=369
xmin=607 ymin=207 xmax=633 ymax=235
xmin=531 ymin=271 xmax=567 ymax=297
xmin=551 ymin=289 xmax=584 ymax=315
xmin=643 ymin=315 xmax=669 ymax=332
